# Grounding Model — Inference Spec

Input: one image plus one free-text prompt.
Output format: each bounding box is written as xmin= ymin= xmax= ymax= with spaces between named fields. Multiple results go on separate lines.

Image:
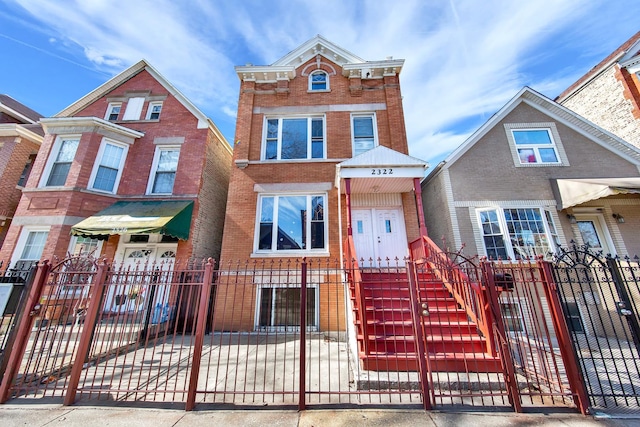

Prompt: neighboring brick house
xmin=0 ymin=60 xmax=233 ymax=271
xmin=556 ymin=31 xmax=640 ymax=148
xmin=0 ymin=95 xmax=43 ymax=249
xmin=421 ymin=87 xmax=640 ymax=261
xmin=217 ymin=35 xmax=428 ymax=331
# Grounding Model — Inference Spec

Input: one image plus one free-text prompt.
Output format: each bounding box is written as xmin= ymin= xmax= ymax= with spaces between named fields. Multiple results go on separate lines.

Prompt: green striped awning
xmin=71 ymin=200 xmax=194 ymax=240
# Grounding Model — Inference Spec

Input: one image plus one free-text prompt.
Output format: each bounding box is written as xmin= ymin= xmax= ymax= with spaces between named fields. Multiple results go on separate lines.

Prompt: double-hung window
xmin=309 ymin=70 xmax=328 ymax=91
xmin=105 ymin=103 xmax=121 ymax=121
xmin=11 ymin=228 xmax=49 ymax=270
xmin=44 ymin=137 xmax=80 ymax=187
xmin=257 ymin=285 xmax=318 ymax=331
xmin=148 ymin=147 xmax=179 ymax=194
xmin=89 ymin=139 xmax=127 ymax=193
xmin=146 ymin=102 xmax=163 ymax=120
xmin=263 ymin=117 xmax=324 ymax=160
xmin=257 ymin=194 xmax=326 ymax=253
xmin=512 ymin=129 xmax=560 ymax=164
xmin=478 ymin=207 xmax=557 ymax=260
xmin=352 ymin=113 xmax=377 ymax=156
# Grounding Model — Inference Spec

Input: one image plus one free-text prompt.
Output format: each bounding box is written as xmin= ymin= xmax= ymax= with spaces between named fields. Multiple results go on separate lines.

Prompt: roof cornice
xmin=0 ymin=124 xmax=44 ymax=144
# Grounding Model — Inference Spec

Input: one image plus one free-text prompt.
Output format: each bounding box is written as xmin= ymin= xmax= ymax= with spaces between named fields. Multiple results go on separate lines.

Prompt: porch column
xmin=345 ymin=178 xmax=353 ymax=236
xmin=413 ymin=178 xmax=428 ymax=236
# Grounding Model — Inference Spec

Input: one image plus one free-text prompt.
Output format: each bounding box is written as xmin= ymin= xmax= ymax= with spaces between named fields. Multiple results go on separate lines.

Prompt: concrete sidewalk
xmin=1 ymin=404 xmax=639 ymax=427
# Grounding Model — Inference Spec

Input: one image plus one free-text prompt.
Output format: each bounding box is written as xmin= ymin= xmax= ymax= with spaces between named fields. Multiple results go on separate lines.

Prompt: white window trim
xmin=10 ymin=226 xmax=50 ymax=268
xmin=504 ymin=122 xmax=569 ymax=167
xmin=67 ymin=235 xmax=104 ymax=257
xmin=476 ymin=206 xmax=558 ymax=260
xmin=308 ymin=70 xmax=330 ymax=92
xmin=105 ymin=102 xmax=122 ymax=121
xmin=88 ymin=138 xmax=129 ymax=194
xmin=146 ymin=145 xmax=180 ymax=195
xmin=38 ymin=135 xmax=81 ymax=188
xmin=145 ymin=101 xmax=163 ymax=120
xmin=254 ymin=283 xmax=319 ymax=332
xmin=572 ymin=212 xmax=616 ymax=256
xmin=351 ymin=112 xmax=379 ymax=157
xmin=261 ymin=115 xmax=326 ymax=161
xmin=253 ymin=193 xmax=329 ymax=257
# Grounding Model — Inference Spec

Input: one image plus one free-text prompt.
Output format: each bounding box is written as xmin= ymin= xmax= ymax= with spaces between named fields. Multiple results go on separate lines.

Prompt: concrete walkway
xmin=0 ymin=404 xmax=639 ymax=427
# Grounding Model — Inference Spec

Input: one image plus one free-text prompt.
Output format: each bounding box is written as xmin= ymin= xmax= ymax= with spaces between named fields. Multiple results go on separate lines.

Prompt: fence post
xmin=481 ymin=260 xmax=522 ymax=412
xmin=538 ymin=259 xmax=590 ymax=415
xmin=0 ymin=260 xmax=51 ymax=403
xmin=298 ymin=259 xmax=307 ymax=411
xmin=185 ymin=259 xmax=215 ymax=411
xmin=606 ymin=256 xmax=640 ymax=357
xmin=407 ymin=261 xmax=432 ymax=410
xmin=63 ymin=260 xmax=109 ymax=406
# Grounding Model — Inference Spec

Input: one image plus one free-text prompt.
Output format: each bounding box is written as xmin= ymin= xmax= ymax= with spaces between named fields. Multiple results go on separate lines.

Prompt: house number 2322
xmin=371 ymin=168 xmax=393 ymax=175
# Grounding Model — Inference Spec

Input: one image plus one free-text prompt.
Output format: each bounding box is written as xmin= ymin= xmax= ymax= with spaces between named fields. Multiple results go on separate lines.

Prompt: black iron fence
xmin=553 ymin=244 xmax=640 ymax=413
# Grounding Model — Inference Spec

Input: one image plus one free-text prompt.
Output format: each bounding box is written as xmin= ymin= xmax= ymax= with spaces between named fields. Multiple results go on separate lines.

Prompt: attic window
xmin=309 ymin=70 xmax=328 ymax=91
xmin=504 ymin=122 xmax=569 ymax=167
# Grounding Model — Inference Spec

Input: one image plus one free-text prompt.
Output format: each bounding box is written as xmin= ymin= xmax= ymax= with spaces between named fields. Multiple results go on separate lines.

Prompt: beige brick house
xmin=0 ymin=60 xmax=232 ymax=269
xmin=421 ymin=87 xmax=640 ymax=260
xmin=217 ymin=36 xmax=428 ymax=331
xmin=556 ymin=31 xmax=640 ymax=148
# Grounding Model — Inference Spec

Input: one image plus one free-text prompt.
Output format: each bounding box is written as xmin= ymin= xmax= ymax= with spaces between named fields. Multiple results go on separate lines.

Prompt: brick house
xmin=421 ymin=87 xmax=640 ymax=261
xmin=0 ymin=95 xmax=43 ymax=249
xmin=556 ymin=31 xmax=640 ymax=148
xmin=0 ymin=60 xmax=233 ymax=271
xmin=217 ymin=35 xmax=428 ymax=331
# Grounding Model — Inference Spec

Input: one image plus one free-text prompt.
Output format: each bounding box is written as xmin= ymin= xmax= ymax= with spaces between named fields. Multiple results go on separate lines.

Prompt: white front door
xmin=352 ymin=208 xmax=408 ymax=266
xmin=575 ymin=214 xmax=614 ymax=255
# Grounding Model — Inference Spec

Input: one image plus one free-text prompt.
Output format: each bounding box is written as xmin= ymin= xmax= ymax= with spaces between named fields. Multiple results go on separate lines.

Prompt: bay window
xmin=256 ymin=194 xmax=326 ymax=253
xmin=263 ymin=117 xmax=325 ymax=160
xmin=478 ymin=207 xmax=557 ymax=260
xmin=89 ymin=139 xmax=127 ymax=193
xmin=42 ymin=136 xmax=80 ymax=187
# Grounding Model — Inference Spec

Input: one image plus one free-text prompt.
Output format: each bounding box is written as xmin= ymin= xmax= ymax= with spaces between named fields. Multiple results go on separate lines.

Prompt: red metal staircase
xmin=345 ymin=236 xmax=501 ymax=372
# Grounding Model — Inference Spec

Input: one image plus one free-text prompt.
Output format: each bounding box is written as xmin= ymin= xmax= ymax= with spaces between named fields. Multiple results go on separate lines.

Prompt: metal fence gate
xmin=553 ymin=245 xmax=640 ymax=413
xmin=0 ymin=253 xmax=608 ymax=414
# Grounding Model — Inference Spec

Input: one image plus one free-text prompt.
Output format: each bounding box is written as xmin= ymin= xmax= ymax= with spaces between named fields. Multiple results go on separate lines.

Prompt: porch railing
xmin=409 ymin=235 xmax=494 ymax=354
xmin=343 ymin=236 xmax=368 ymax=355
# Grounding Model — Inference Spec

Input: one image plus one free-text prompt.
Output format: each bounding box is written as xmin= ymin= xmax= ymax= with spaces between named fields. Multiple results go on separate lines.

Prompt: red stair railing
xmin=409 ymin=235 xmax=495 ymax=354
xmin=344 ymin=236 xmax=368 ymax=354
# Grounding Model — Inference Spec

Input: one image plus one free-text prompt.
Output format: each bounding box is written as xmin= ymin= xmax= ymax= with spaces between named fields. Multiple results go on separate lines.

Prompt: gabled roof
xmin=339 ymin=145 xmax=427 ymax=168
xmin=427 ymin=87 xmax=640 ymax=181
xmin=556 ymin=31 xmax=640 ymax=102
xmin=0 ymin=94 xmax=43 ymax=123
xmin=235 ymin=35 xmax=404 ymax=82
xmin=55 ymin=60 xmax=230 ymax=150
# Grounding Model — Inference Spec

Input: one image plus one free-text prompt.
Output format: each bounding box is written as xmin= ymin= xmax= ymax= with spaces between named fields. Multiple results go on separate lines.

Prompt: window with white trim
xmin=147 ymin=146 xmax=179 ymax=194
xmin=511 ymin=129 xmax=560 ymax=164
xmin=263 ymin=117 xmax=325 ymax=160
xmin=146 ymin=101 xmax=163 ymax=120
xmin=257 ymin=285 xmax=318 ymax=331
xmin=89 ymin=139 xmax=128 ymax=193
xmin=105 ymin=103 xmax=121 ymax=121
xmin=500 ymin=302 xmax=524 ymax=332
xmin=11 ymin=228 xmax=49 ymax=269
xmin=308 ymin=70 xmax=328 ymax=91
xmin=256 ymin=194 xmax=326 ymax=253
xmin=478 ymin=207 xmax=557 ymax=260
xmin=69 ymin=236 xmax=102 ymax=256
xmin=352 ymin=113 xmax=377 ymax=156
xmin=42 ymin=136 xmax=80 ymax=187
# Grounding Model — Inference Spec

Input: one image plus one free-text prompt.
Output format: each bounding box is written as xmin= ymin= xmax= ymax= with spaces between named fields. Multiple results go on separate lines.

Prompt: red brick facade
xmin=0 ymin=62 xmax=232 ymax=266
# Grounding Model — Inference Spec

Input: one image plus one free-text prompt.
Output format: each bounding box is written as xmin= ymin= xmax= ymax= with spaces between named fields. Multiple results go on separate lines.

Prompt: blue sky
xmin=1 ymin=1 xmax=639 ymax=166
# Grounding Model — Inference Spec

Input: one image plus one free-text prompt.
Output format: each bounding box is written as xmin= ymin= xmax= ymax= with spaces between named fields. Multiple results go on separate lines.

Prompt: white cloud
xmin=6 ymin=0 xmax=640 ymax=161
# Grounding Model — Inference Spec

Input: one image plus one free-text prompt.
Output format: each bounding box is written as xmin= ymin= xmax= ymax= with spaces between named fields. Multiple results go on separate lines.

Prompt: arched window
xmin=309 ymin=70 xmax=328 ymax=91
